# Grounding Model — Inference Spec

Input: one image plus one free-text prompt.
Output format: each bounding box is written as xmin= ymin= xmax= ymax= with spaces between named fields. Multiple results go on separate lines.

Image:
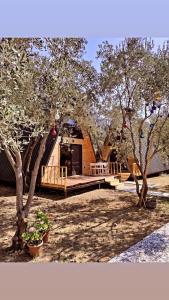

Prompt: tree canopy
xmin=97 ymin=38 xmax=169 ymax=206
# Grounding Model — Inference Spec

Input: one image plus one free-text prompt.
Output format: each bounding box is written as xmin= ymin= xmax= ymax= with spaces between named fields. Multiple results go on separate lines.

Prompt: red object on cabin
xmin=50 ymin=127 xmax=57 ymax=136
xmin=123 ymin=123 xmax=128 ymax=129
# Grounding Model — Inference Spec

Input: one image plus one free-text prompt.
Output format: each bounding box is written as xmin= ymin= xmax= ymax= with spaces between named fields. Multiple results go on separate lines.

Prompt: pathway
xmin=109 ymin=222 xmax=169 ymax=262
xmin=117 ymin=181 xmax=169 ymax=198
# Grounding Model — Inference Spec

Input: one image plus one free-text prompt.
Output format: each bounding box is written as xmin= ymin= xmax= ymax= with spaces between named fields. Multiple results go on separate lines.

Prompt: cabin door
xmin=60 ymin=144 xmax=82 ymax=176
xmin=109 ymin=149 xmax=117 ymax=162
xmin=60 ymin=145 xmax=72 ymax=176
xmin=71 ymin=144 xmax=82 ymax=175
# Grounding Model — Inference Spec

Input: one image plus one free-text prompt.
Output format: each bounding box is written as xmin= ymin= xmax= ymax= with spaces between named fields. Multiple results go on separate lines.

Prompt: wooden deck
xmin=41 ymin=174 xmax=115 ymax=191
xmin=41 ymin=165 xmax=131 ymax=196
xmin=64 ymin=175 xmax=108 ymax=187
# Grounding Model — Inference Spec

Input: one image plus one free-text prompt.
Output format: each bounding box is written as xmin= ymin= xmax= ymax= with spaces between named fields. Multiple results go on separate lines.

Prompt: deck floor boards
xmin=41 ymin=175 xmax=116 ymax=190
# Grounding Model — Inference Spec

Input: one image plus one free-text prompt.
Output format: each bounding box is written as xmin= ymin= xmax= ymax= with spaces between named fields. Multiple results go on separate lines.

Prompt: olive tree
xmin=0 ymin=38 xmax=97 ymax=249
xmin=97 ymin=38 xmax=169 ymax=207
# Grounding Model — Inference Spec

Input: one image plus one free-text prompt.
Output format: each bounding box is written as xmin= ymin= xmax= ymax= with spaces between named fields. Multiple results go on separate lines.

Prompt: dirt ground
xmin=138 ymin=174 xmax=169 ymax=193
xmin=1 ymin=183 xmax=169 ymax=263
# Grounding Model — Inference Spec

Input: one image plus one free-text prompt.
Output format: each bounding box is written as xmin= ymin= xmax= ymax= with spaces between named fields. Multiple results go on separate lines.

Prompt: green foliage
xmin=36 ymin=210 xmax=48 ymax=220
xmin=0 ymin=38 xmax=98 ymax=154
xmin=97 ymin=38 xmax=169 ymax=164
xmin=35 ymin=221 xmax=49 ymax=233
xmin=22 ymin=210 xmax=51 ymax=244
xmin=22 ymin=227 xmax=42 ymax=245
xmin=35 ymin=210 xmax=51 ymax=232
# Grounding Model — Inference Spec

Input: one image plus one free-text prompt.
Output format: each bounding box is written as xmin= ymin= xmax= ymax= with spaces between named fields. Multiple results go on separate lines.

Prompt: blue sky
xmin=1 ymin=0 xmax=169 ymax=36
xmin=85 ymin=37 xmax=169 ymax=72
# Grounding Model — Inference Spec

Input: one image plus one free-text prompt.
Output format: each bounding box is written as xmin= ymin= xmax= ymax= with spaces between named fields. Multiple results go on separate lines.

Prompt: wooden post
xmin=53 ymin=166 xmax=55 ymax=184
xmin=64 ymin=187 xmax=67 ymax=198
xmin=41 ymin=166 xmax=44 ymax=183
xmin=113 ymin=163 xmax=115 ymax=174
xmin=47 ymin=167 xmax=49 ymax=183
xmin=61 ymin=167 xmax=63 ymax=186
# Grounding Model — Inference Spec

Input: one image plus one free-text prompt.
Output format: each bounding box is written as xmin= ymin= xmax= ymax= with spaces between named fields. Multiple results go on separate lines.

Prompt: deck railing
xmin=109 ymin=162 xmax=122 ymax=175
xmin=90 ymin=162 xmax=122 ymax=176
xmin=41 ymin=165 xmax=67 ymax=189
xmin=41 ymin=162 xmax=124 ymax=188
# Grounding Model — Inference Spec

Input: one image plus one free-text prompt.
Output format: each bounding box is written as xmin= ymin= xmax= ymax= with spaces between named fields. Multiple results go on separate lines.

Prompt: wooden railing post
xmin=65 ymin=166 xmax=67 ymax=190
xmin=61 ymin=167 xmax=63 ymax=186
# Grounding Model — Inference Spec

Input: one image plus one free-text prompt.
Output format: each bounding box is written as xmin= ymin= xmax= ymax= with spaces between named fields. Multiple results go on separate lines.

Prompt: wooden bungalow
xmin=0 ymin=120 xmax=125 ymax=195
xmin=40 ymin=120 xmax=128 ymax=193
xmin=102 ymin=140 xmax=169 ymax=179
xmin=41 ymin=120 xmax=99 ymax=193
xmin=101 ymin=144 xmax=132 ymax=180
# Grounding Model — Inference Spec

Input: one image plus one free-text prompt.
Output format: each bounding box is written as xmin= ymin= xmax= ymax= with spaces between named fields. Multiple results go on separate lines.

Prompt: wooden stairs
xmin=105 ymin=176 xmax=123 ymax=189
xmin=104 ymin=172 xmax=130 ymax=189
xmin=117 ymin=172 xmax=131 ymax=182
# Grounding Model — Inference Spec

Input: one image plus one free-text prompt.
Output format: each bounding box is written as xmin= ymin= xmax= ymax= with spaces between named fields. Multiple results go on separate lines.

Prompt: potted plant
xmin=22 ymin=226 xmax=43 ymax=258
xmin=35 ymin=210 xmax=52 ymax=243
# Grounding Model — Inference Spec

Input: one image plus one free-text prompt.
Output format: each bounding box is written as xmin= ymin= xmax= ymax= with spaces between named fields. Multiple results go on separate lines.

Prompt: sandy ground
xmin=139 ymin=174 xmax=169 ymax=188
xmin=1 ymin=183 xmax=169 ymax=263
xmin=138 ymin=174 xmax=169 ymax=192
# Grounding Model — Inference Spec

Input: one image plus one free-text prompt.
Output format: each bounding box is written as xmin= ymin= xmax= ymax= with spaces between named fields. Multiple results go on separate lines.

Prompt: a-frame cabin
xmin=0 ymin=120 xmax=99 ymax=194
xmin=101 ymin=139 xmax=169 ymax=180
xmin=41 ymin=120 xmax=98 ymax=192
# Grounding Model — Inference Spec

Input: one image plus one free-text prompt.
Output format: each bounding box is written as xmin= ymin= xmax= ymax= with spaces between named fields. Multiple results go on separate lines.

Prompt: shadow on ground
xmin=1 ymin=186 xmax=169 ymax=262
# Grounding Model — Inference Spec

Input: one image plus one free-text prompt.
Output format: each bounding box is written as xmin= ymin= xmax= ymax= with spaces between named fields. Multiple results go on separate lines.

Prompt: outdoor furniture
xmin=90 ymin=162 xmax=110 ymax=176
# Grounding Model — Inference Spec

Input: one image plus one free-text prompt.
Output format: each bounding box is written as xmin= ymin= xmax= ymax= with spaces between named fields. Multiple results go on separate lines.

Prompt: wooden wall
xmin=101 ymin=145 xmax=141 ymax=176
xmin=102 ymin=145 xmax=112 ymax=161
xmin=81 ymin=129 xmax=96 ymax=175
xmin=127 ymin=156 xmax=141 ymax=176
xmin=46 ymin=132 xmax=96 ymax=176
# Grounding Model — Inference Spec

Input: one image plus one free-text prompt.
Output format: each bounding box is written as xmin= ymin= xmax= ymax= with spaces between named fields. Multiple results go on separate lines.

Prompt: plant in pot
xmin=22 ymin=226 xmax=43 ymax=258
xmin=35 ymin=210 xmax=52 ymax=243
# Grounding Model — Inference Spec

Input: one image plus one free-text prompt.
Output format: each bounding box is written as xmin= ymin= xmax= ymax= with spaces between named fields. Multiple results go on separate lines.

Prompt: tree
xmin=45 ymin=38 xmax=99 ymax=131
xmin=0 ymin=38 xmax=97 ymax=250
xmin=97 ymin=38 xmax=169 ymax=207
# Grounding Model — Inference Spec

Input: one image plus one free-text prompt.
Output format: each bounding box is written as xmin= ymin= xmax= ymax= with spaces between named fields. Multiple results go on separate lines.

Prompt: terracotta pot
xmin=42 ymin=231 xmax=49 ymax=243
xmin=28 ymin=241 xmax=43 ymax=258
xmin=145 ymin=199 xmax=157 ymax=209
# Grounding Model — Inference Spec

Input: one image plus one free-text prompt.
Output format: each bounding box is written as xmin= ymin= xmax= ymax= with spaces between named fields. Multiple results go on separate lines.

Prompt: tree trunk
xmin=12 ymin=152 xmax=26 ymax=250
xmin=24 ymin=135 xmax=48 ymax=217
xmin=126 ymin=159 xmax=140 ymax=198
xmin=11 ymin=211 xmax=27 ymax=251
xmin=23 ymin=137 xmax=40 ymax=193
xmin=126 ymin=159 xmax=149 ymax=208
xmin=5 ymin=136 xmax=47 ymax=250
xmin=137 ymin=175 xmax=148 ymax=208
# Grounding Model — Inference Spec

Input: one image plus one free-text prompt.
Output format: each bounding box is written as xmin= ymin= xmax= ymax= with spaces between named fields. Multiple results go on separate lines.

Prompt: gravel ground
xmin=109 ymin=222 xmax=169 ymax=263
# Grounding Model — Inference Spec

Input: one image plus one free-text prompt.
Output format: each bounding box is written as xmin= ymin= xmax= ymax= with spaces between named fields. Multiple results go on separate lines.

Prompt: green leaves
xmin=22 ymin=209 xmax=51 ymax=244
xmin=97 ymin=38 xmax=169 ymax=165
xmin=22 ymin=230 xmax=42 ymax=244
xmin=0 ymin=38 xmax=97 ymax=162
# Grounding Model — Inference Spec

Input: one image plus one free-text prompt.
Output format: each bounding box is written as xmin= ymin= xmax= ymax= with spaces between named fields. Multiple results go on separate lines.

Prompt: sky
xmin=84 ymin=38 xmax=123 ymax=71
xmin=84 ymin=37 xmax=169 ymax=72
